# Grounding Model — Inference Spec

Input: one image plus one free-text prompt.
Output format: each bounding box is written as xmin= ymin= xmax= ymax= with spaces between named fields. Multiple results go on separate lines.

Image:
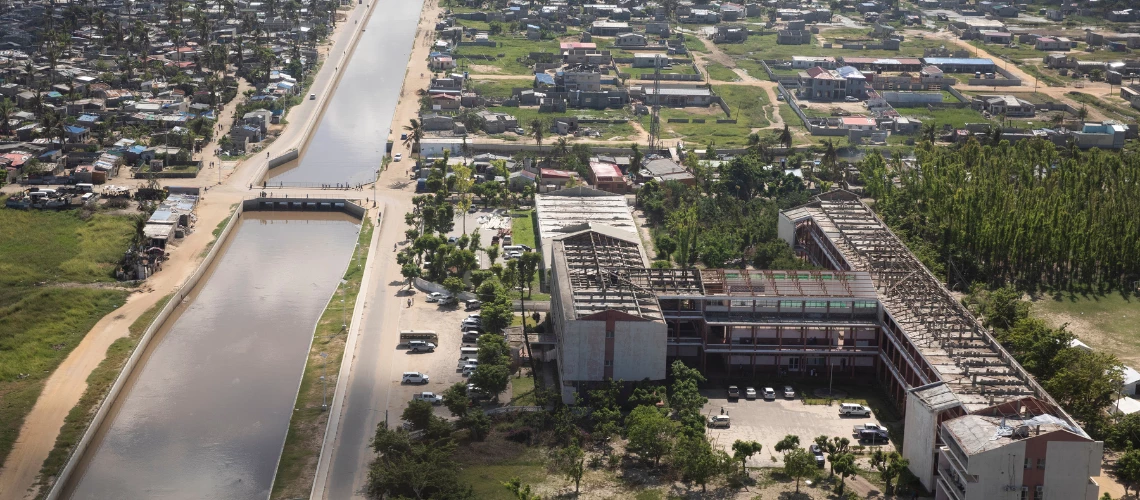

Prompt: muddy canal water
xmin=64 ymin=213 xmax=360 ymax=500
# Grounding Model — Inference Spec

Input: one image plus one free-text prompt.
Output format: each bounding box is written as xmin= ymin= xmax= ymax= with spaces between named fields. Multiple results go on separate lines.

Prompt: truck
xmin=413 ymin=392 xmax=443 ymax=404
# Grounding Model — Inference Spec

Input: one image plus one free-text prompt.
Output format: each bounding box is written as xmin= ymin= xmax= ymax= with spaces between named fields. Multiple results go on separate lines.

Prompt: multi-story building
xmin=546 ymin=190 xmax=1102 ymax=500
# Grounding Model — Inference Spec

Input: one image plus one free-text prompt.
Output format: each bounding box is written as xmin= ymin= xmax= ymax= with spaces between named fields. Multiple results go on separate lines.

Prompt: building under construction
xmin=548 ymin=189 xmax=1102 ymax=500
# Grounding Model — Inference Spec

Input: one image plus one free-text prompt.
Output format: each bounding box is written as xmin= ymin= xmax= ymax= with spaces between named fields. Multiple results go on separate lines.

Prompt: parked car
xmin=763 ymin=387 xmax=776 ymax=401
xmin=845 ymin=96 xmax=859 ymax=102
xmin=810 ymin=444 xmax=826 ymax=467
xmin=840 ymin=403 xmax=873 ymax=417
xmin=402 ymin=372 xmax=429 ymax=384
xmin=426 ymin=292 xmax=448 ymax=303
xmin=745 ymin=387 xmax=757 ymax=400
xmin=461 ymin=364 xmax=478 ymax=376
xmin=465 ymin=299 xmax=482 ymax=310
xmin=784 ymin=386 xmax=795 ymax=399
xmin=727 ymin=386 xmax=740 ymax=400
xmin=708 ymin=415 xmax=731 ymax=428
xmin=853 ymin=422 xmax=885 ymax=435
xmin=458 ymin=359 xmax=479 ymax=369
xmin=394 ymin=153 xmax=402 ymax=162
xmin=407 ymin=340 xmax=436 ymax=353
xmin=413 ymin=392 xmax=443 ymax=404
xmin=439 ymin=295 xmax=458 ymax=306
xmin=859 ymin=428 xmax=890 ymax=444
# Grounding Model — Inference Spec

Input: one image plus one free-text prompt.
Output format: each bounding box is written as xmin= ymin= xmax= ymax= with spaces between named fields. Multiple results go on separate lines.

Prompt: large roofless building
xmin=547 ymin=190 xmax=1101 ymax=500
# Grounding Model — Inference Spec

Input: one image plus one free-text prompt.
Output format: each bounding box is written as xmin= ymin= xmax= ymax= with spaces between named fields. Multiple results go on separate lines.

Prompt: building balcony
xmin=936 ymin=473 xmax=966 ymax=500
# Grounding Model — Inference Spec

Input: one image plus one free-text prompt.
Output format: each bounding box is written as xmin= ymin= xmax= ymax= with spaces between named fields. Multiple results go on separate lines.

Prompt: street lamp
xmin=340 ymin=278 xmax=348 ymax=330
xmin=320 ymin=352 xmax=328 ymax=411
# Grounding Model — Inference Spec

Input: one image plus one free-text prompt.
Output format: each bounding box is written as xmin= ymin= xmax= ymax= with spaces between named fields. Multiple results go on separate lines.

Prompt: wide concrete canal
xmin=63 ymin=213 xmax=360 ymax=500
xmin=267 ymin=0 xmax=425 ymax=187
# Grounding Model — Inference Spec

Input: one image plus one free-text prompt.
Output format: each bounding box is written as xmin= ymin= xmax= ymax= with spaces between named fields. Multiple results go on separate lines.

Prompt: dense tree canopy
xmin=861 ymin=139 xmax=1140 ymax=290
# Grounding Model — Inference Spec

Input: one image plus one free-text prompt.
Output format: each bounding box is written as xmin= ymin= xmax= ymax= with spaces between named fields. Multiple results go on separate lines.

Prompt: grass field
xmin=704 ymin=62 xmax=739 ymax=82
xmin=271 ymin=217 xmax=371 ymax=500
xmin=0 ymin=210 xmax=136 ymax=286
xmin=640 ymin=85 xmax=772 ymax=147
xmin=1066 ymin=91 xmax=1140 ymax=121
xmin=1032 ymin=291 xmax=1140 ymax=365
xmin=471 ymin=79 xmax=531 ymax=99
xmin=506 ymin=107 xmax=638 ymax=141
xmin=0 ymin=287 xmax=129 ymax=468
xmin=453 ymin=37 xmax=559 ymax=75
xmin=36 ymin=293 xmax=172 ymax=491
xmin=892 ymin=105 xmax=990 ymax=128
xmin=715 ymin=84 xmax=772 ymax=127
xmin=509 ymin=373 xmax=536 ymax=406
xmin=509 ymin=210 xmax=536 ymax=248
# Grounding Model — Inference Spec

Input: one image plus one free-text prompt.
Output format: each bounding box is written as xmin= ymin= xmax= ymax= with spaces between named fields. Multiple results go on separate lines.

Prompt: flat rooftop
xmin=944 ymin=413 xmax=1079 ymax=456
xmin=535 ymin=187 xmax=640 ymax=267
xmin=783 ymin=191 xmax=1051 ymax=413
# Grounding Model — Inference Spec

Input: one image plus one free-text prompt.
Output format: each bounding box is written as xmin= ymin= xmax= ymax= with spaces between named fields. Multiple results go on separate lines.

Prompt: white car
xmin=407 ymin=340 xmax=436 ymax=353
xmin=744 ymin=387 xmax=757 ymax=400
xmin=309 ymin=93 xmax=316 ymax=100
xmin=394 ymin=153 xmax=403 ymax=162
xmin=412 ymin=392 xmax=443 ymax=404
xmin=505 ymin=251 xmax=522 ymax=259
xmin=763 ymin=387 xmax=776 ymax=401
xmin=458 ymin=359 xmax=479 ymax=369
xmin=401 ymin=372 xmax=429 ymax=384
xmin=784 ymin=386 xmax=795 ymax=399
xmin=461 ymin=364 xmax=478 ymax=376
xmin=708 ymin=415 xmax=731 ymax=428
xmin=426 ymin=292 xmax=449 ymax=303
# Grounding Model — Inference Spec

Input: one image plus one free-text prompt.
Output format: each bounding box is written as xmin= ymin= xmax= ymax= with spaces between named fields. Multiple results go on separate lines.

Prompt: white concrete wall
xmin=1044 ymin=440 xmax=1102 ymax=500
xmin=559 ymin=320 xmax=605 ymax=382
xmin=965 ymin=442 xmax=1026 ymax=499
xmin=613 ymin=320 xmax=667 ymax=381
xmin=904 ymin=391 xmax=941 ymax=492
xmin=778 ymin=212 xmax=796 ymax=248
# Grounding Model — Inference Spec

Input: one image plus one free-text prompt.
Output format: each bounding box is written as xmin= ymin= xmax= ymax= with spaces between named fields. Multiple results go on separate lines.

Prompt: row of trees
xmin=861 ymin=139 xmax=1140 ymax=291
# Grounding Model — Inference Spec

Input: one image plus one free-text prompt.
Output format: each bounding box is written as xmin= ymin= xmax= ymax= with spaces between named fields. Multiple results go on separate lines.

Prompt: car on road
xmin=468 ymin=206 xmax=477 ymax=213
xmin=810 ymin=444 xmax=826 ymax=467
xmin=413 ymin=392 xmax=443 ymax=404
xmin=708 ymin=415 xmax=731 ymax=428
xmin=407 ymin=340 xmax=436 ymax=353
xmin=853 ymin=422 xmax=885 ymax=435
xmin=401 ymin=372 xmax=429 ymax=384
xmin=448 ymin=236 xmax=459 ymax=244
xmin=401 ymin=133 xmax=408 ymax=140
xmin=505 ymin=251 xmax=522 ymax=259
xmin=727 ymin=386 xmax=740 ymax=400
xmin=763 ymin=387 xmax=776 ymax=401
xmin=839 ymin=403 xmax=872 ymax=417
xmin=745 ymin=387 xmax=757 ymax=400
xmin=394 ymin=153 xmax=402 ymax=162
xmin=310 ymin=93 xmax=316 ymax=100
xmin=784 ymin=386 xmax=795 ymax=399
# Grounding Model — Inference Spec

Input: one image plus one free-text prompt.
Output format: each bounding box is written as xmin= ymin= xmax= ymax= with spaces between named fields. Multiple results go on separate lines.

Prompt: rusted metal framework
xmin=559 ymin=230 xmax=663 ymax=320
xmin=791 ymin=191 xmax=1059 ymax=412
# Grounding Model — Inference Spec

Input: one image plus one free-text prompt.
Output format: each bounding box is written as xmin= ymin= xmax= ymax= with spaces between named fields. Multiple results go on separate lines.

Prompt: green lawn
xmin=0 ymin=287 xmax=129 ymax=468
xmin=471 ymin=79 xmax=531 ymax=99
xmin=510 ymin=210 xmax=536 ymax=248
xmin=1033 ymin=291 xmax=1140 ymax=363
xmin=641 ymin=84 xmax=773 ymax=147
xmin=0 ymin=210 xmax=135 ymax=286
xmin=715 ymin=84 xmax=772 ymax=129
xmin=892 ymin=105 xmax=991 ymax=128
xmin=37 ymin=293 xmax=172 ymax=491
xmin=509 ymin=373 xmax=536 ymax=406
xmin=704 ymin=61 xmax=740 ymax=82
xmin=453 ymin=37 xmax=559 ymax=75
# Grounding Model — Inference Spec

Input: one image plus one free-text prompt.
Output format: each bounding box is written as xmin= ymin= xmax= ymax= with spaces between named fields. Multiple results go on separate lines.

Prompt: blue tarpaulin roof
xmin=921 ymin=57 xmax=995 ymax=66
xmin=534 ymin=73 xmax=555 ymax=85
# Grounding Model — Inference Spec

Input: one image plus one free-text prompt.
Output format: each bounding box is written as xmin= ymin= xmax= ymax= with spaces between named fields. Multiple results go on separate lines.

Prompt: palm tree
xmin=921 ymin=122 xmax=937 ymax=143
xmin=529 ymin=118 xmax=545 ymax=147
xmin=779 ymin=123 xmax=792 ymax=149
xmin=403 ymin=119 xmax=424 ymax=156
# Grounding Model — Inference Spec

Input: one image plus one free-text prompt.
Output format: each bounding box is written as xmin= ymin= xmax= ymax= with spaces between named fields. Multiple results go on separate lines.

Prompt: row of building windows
xmin=1023 ymin=458 xmax=1045 ymax=469
xmin=713 ymin=300 xmax=879 ymax=309
xmin=1020 ymin=485 xmax=1043 ymax=500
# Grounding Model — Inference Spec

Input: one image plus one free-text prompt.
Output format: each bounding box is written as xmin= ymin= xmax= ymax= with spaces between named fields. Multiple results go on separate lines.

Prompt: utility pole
xmin=320 ymin=351 xmax=328 ymax=411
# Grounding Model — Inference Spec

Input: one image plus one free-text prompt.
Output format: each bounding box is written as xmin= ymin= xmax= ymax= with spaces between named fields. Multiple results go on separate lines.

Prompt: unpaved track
xmin=0 ymin=2 xmax=381 ymax=498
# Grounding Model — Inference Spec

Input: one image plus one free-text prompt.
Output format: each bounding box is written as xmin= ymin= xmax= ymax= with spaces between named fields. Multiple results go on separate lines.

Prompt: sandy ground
xmin=0 ymin=2 xmax=381 ymax=498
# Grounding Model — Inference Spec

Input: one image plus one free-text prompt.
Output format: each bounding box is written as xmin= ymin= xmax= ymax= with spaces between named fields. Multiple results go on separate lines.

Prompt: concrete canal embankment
xmin=52 ymin=199 xmax=366 ymax=500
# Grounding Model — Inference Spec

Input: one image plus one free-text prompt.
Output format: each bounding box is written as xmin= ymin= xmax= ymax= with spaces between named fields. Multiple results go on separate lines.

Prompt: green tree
xmin=479 ymin=297 xmax=513 ymax=334
xmin=367 ymin=425 xmax=472 ymax=499
xmin=443 ymin=276 xmax=466 ymax=297
xmin=825 ymin=436 xmax=851 ymax=476
xmin=731 ymin=440 xmax=763 ymax=475
xmin=442 ymin=381 xmax=470 ymax=417
xmin=626 ymin=405 xmax=676 ymax=466
xmin=871 ymin=450 xmax=909 ymax=494
xmin=774 ymin=434 xmax=800 ymax=457
xmin=551 ymin=442 xmax=586 ymax=494
xmin=530 ymin=117 xmax=545 ymax=146
xmin=459 ymin=408 xmax=491 ymax=441
xmin=517 ymin=251 xmax=542 ymax=297
xmin=403 ymin=118 xmax=424 ymax=157
xmin=779 ymin=123 xmax=792 ymax=149
xmin=832 ymin=452 xmax=857 ymax=493
xmin=502 ymin=477 xmax=542 ymax=500
xmin=401 ymin=399 xmax=435 ymax=431
xmin=470 ymin=363 xmax=509 ymax=400
xmin=1045 ymin=349 xmax=1124 ymax=429
xmin=487 ymin=244 xmax=500 ymax=265
xmin=783 ymin=448 xmax=817 ymax=494
xmin=673 ymin=434 xmax=727 ymax=492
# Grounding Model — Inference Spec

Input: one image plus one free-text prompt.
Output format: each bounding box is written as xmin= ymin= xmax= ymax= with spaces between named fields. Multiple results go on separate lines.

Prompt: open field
xmin=0 ymin=210 xmax=136 ymax=286
xmin=508 ymin=107 xmax=638 ymax=141
xmin=0 ymin=287 xmax=129 ymax=468
xmin=892 ymin=105 xmax=990 ymax=128
xmin=35 ymin=293 xmax=172 ymax=490
xmin=471 ymin=79 xmax=530 ymax=99
xmin=271 ymin=217 xmax=371 ymax=500
xmin=1032 ymin=292 xmax=1140 ymax=366
xmin=453 ymin=37 xmax=559 ymax=75
xmin=641 ymin=85 xmax=771 ymax=147
xmin=704 ymin=61 xmax=739 ymax=82
xmin=1066 ymin=91 xmax=1140 ymax=121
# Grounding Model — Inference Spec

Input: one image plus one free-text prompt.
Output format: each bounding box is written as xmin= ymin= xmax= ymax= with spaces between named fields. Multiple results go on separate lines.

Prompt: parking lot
xmin=702 ymin=388 xmax=895 ymax=468
xmin=386 ymin=292 xmax=483 ymax=422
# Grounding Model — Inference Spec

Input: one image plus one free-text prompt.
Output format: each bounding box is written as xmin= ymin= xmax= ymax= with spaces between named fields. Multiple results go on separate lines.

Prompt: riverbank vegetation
xmin=271 ymin=216 xmax=373 ymax=500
